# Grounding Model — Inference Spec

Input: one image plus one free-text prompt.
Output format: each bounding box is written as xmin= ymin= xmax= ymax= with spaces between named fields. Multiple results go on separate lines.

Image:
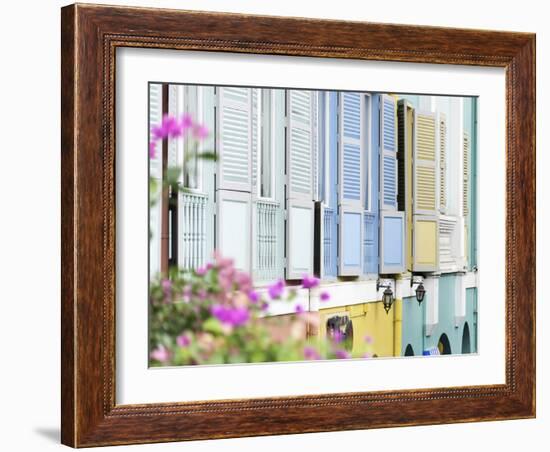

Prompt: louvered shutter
xmin=251 ymin=88 xmax=259 ymax=196
xmin=412 ymin=111 xmax=439 ymax=272
xmin=286 ymin=90 xmax=314 ymax=279
xmin=217 ymin=87 xmax=252 ymax=192
xmin=414 ymin=112 xmax=437 ymax=215
xmin=216 ymin=87 xmax=253 ymax=272
xmin=397 ymin=99 xmax=414 ymax=272
xmin=463 ymin=132 xmax=470 ymax=217
xmin=321 ymin=91 xmax=339 ymax=278
xmin=149 ymin=83 xmax=163 ymax=278
xmin=363 ymin=94 xmax=379 ymax=275
xmin=439 ymin=113 xmax=448 ymax=213
xmin=380 ymin=95 xmax=398 ymax=210
xmin=379 ymin=95 xmax=405 ymax=274
xmin=338 ymin=92 xmax=364 ymax=276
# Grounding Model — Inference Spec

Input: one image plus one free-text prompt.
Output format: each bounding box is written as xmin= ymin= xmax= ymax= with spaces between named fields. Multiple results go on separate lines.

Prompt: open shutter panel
xmin=218 ymin=87 xmax=252 ymax=192
xmin=439 ymin=113 xmax=448 ymax=213
xmin=149 ymin=84 xmax=164 ymax=278
xmin=414 ymin=112 xmax=437 ymax=214
xmin=463 ymin=132 xmax=470 ymax=217
xmin=286 ymin=90 xmax=314 ymax=279
xmin=413 ymin=111 xmax=439 ymax=272
xmin=397 ymin=99 xmax=414 ymax=272
xmin=216 ymin=87 xmax=252 ymax=273
xmin=338 ymin=92 xmax=364 ymax=276
xmin=380 ymin=95 xmax=398 ymax=210
xmin=379 ymin=95 xmax=405 ymax=274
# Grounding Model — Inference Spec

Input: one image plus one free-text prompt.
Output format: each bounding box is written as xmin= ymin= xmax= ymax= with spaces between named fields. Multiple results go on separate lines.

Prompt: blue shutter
xmin=363 ymin=94 xmax=380 ymax=275
xmin=338 ymin=92 xmax=364 ymax=276
xmin=379 ymin=94 xmax=405 ymax=274
xmin=381 ymin=95 xmax=398 ymax=210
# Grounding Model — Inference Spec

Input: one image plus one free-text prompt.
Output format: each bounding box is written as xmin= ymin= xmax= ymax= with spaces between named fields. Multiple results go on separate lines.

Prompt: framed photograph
xmin=61 ymin=3 xmax=536 ymax=447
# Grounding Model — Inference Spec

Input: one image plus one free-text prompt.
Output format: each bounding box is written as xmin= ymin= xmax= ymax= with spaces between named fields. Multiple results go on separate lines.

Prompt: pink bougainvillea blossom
xmin=150 ymin=345 xmax=172 ymax=363
xmin=295 ymin=304 xmax=305 ymax=314
xmin=210 ymin=305 xmax=250 ymax=327
xmin=334 ymin=349 xmax=351 ymax=359
xmin=248 ymin=290 xmax=260 ymax=304
xmin=176 ymin=333 xmax=191 ymax=347
xmin=303 ymin=346 xmax=321 ymax=360
xmin=149 ymin=141 xmax=156 ymax=159
xmin=301 ymin=274 xmax=320 ymax=289
xmin=268 ymin=279 xmax=285 ymax=299
xmin=364 ymin=335 xmax=374 ymax=344
xmin=193 ymin=124 xmax=209 ymax=140
xmin=320 ymin=291 xmax=330 ymax=302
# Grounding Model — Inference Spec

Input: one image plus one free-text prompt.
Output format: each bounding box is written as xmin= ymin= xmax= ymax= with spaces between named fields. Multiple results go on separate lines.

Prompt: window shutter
xmin=149 ymin=84 xmax=164 ymax=279
xmin=217 ymin=190 xmax=251 ymax=272
xmin=338 ymin=92 xmax=364 ymax=276
xmin=397 ymin=99 xmax=414 ymax=272
xmin=251 ymin=88 xmax=259 ymax=195
xmin=286 ymin=90 xmax=314 ymax=279
xmin=321 ymin=92 xmax=339 ymax=278
xmin=379 ymin=95 xmax=405 ymax=274
xmin=380 ymin=95 xmax=398 ymax=210
xmin=217 ymin=87 xmax=252 ymax=192
xmin=439 ymin=113 xmax=448 ymax=213
xmin=463 ymin=132 xmax=470 ymax=217
xmin=414 ymin=112 xmax=437 ymax=215
xmin=412 ymin=110 xmax=439 ymax=272
xmin=363 ymin=94 xmax=380 ymax=275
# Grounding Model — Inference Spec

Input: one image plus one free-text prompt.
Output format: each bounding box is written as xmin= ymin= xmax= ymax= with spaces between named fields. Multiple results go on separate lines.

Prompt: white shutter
xmin=286 ymin=90 xmax=314 ymax=279
xmin=217 ymin=190 xmax=251 ymax=272
xmin=217 ymin=87 xmax=252 ymax=192
xmin=439 ymin=112 xmax=448 ymax=214
xmin=149 ymin=83 xmax=163 ymax=278
xmin=338 ymin=92 xmax=364 ymax=276
xmin=251 ymin=88 xmax=259 ymax=196
xmin=463 ymin=132 xmax=470 ymax=217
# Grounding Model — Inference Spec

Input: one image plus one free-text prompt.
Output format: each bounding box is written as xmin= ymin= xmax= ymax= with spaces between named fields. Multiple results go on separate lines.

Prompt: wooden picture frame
xmin=61 ymin=3 xmax=535 ymax=447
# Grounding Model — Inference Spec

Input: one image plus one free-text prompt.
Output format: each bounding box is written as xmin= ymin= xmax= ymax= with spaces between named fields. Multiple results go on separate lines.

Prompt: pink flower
xmin=161 ymin=279 xmax=172 ymax=302
xmin=362 ymin=352 xmax=373 ymax=359
xmin=176 ymin=333 xmax=191 ymax=347
xmin=268 ymin=279 xmax=285 ymax=299
xmin=150 ymin=345 xmax=171 ymax=363
xmin=180 ymin=114 xmax=193 ymax=133
xmin=235 ymin=271 xmax=252 ymax=292
xmin=303 ymin=346 xmax=321 ymax=360
xmin=153 ymin=114 xmax=181 ymax=140
xmin=301 ymin=275 xmax=320 ymax=289
xmin=295 ymin=304 xmax=305 ymax=314
xmin=330 ymin=330 xmax=345 ymax=343
xmin=248 ymin=290 xmax=260 ymax=303
xmin=334 ymin=349 xmax=351 ymax=359
xmin=320 ymin=291 xmax=330 ymax=302
xmin=193 ymin=124 xmax=209 ymax=140
xmin=195 ymin=266 xmax=208 ymax=276
xmin=211 ymin=305 xmax=250 ymax=327
xmin=364 ymin=335 xmax=373 ymax=344
xmin=197 ymin=288 xmax=208 ymax=300
xmin=149 ymin=141 xmax=156 ymax=159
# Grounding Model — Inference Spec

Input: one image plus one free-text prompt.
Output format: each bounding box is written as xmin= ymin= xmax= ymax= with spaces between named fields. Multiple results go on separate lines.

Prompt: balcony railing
xmin=181 ymin=192 xmax=208 ymax=270
xmin=255 ymin=200 xmax=280 ymax=282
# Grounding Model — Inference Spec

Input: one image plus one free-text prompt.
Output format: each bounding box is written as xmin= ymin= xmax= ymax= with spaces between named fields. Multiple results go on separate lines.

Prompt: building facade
xmin=149 ymin=83 xmax=478 ymax=357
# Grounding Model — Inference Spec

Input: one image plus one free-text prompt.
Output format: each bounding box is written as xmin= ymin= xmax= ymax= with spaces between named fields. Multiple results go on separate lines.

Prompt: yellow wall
xmin=415 ymin=219 xmax=437 ymax=266
xmin=319 ymin=300 xmax=402 ymax=358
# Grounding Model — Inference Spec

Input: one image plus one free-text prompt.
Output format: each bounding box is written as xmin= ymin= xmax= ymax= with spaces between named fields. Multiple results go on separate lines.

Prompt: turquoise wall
xmin=401 ymin=276 xmax=478 ymax=356
xmin=463 ymin=97 xmax=478 ymax=270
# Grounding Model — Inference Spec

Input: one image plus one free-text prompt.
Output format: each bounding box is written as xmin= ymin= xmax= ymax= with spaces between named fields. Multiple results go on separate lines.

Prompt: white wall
xmin=0 ymin=1 xmax=545 ymax=451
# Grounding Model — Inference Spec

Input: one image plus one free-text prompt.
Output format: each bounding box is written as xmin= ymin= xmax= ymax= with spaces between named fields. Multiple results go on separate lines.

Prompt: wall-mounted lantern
xmin=377 ymin=279 xmax=394 ymax=314
xmin=411 ymin=275 xmax=426 ymax=306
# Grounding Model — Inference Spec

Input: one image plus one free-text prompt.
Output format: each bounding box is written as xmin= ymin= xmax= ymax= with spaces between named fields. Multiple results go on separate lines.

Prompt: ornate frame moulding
xmin=61 ymin=3 xmax=535 ymax=447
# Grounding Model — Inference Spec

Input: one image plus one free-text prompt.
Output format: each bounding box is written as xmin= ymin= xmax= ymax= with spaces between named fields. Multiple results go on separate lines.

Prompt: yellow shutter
xmin=439 ymin=113 xmax=447 ymax=213
xmin=415 ymin=113 xmax=437 ymax=214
